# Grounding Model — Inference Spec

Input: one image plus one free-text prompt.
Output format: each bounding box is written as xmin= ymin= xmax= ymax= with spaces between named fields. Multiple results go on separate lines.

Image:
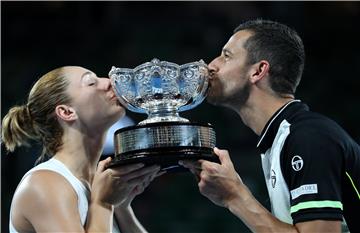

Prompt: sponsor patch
xmin=290 ymin=184 xmax=318 ymax=200
xmin=291 ymin=155 xmax=303 ymax=171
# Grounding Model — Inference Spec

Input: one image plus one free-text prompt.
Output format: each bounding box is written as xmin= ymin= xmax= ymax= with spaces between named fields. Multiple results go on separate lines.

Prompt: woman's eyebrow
xmin=81 ymin=71 xmax=99 ymax=82
xmin=80 ymin=71 xmax=93 ymax=80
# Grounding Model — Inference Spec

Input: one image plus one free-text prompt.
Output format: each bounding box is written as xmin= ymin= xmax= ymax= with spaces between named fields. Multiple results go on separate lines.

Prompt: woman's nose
xmin=99 ymin=77 xmax=112 ymax=91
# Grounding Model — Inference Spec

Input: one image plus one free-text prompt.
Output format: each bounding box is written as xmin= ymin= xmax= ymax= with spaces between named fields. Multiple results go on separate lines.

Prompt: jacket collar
xmin=256 ymin=99 xmax=308 ymax=153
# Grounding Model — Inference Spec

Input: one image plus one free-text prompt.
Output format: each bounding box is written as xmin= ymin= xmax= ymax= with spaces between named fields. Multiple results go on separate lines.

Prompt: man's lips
xmin=208 ymin=75 xmax=216 ymax=83
xmin=208 ymin=73 xmax=216 ymax=81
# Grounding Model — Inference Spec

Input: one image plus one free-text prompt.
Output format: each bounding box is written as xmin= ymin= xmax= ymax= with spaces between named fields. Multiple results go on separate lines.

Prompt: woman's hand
xmin=91 ymin=157 xmax=161 ymax=207
xmin=120 ymin=168 xmax=166 ymax=208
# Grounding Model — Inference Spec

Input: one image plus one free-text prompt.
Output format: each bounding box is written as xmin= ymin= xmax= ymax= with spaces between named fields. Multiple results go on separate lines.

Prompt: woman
xmin=2 ymin=66 xmax=161 ymax=232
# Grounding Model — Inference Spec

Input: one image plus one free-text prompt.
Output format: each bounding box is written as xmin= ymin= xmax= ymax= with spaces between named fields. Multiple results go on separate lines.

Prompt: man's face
xmin=207 ymin=30 xmax=253 ymax=109
xmin=65 ymin=66 xmax=125 ymax=129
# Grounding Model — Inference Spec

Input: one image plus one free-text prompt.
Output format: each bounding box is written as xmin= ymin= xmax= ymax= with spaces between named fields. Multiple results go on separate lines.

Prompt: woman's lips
xmin=109 ymin=94 xmax=117 ymax=101
xmin=108 ymin=92 xmax=121 ymax=105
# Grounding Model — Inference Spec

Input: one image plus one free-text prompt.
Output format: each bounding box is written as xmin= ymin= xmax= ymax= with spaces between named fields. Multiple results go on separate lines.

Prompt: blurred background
xmin=1 ymin=2 xmax=360 ymax=232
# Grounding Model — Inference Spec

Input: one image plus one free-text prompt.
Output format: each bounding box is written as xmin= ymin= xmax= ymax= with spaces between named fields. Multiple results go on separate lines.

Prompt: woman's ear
xmin=249 ymin=60 xmax=270 ymax=84
xmin=55 ymin=105 xmax=78 ymax=122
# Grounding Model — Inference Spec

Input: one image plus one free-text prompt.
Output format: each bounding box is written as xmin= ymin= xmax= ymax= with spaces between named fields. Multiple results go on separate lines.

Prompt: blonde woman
xmin=2 ymin=66 xmax=161 ymax=232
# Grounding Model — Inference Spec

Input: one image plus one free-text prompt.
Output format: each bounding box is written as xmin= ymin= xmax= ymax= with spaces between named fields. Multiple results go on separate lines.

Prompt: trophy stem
xmin=138 ymin=105 xmax=189 ymax=125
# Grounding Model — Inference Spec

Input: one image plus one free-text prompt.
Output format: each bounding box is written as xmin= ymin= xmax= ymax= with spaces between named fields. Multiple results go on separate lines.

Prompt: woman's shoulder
xmin=12 ymin=169 xmax=78 ymax=219
xmin=13 ymin=169 xmax=78 ymax=207
xmin=10 ymin=170 xmax=84 ymax=232
xmin=19 ymin=169 xmax=76 ymax=195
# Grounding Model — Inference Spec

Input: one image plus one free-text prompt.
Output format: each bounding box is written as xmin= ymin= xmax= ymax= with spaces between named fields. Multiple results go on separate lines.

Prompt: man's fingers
xmin=179 ymin=160 xmax=202 ymax=169
xmin=214 ymin=147 xmax=232 ymax=167
xmin=185 ymin=165 xmax=201 ymax=182
xmin=179 ymin=160 xmax=203 ymax=182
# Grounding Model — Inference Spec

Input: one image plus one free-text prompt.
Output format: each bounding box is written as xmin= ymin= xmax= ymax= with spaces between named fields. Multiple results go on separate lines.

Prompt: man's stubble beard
xmin=207 ymin=79 xmax=251 ymax=111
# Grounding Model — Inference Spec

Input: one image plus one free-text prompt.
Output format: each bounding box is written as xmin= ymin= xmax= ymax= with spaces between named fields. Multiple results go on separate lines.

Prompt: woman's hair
xmin=2 ymin=67 xmax=71 ymax=164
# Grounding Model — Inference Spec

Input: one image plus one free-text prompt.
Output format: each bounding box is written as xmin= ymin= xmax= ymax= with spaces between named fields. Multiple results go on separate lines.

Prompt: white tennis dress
xmin=9 ymin=158 xmax=120 ymax=232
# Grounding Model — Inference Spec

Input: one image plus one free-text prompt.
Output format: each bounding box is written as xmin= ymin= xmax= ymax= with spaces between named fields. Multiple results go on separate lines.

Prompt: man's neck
xmin=237 ymin=92 xmax=294 ymax=136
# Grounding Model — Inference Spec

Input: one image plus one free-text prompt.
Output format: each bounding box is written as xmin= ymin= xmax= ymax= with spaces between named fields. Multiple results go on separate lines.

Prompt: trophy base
xmin=109 ymin=122 xmax=217 ymax=172
xmin=107 ymin=147 xmax=219 ymax=172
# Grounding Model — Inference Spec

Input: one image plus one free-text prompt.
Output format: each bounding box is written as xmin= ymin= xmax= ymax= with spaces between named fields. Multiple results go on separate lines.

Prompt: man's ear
xmin=249 ymin=60 xmax=270 ymax=84
xmin=55 ymin=105 xmax=78 ymax=122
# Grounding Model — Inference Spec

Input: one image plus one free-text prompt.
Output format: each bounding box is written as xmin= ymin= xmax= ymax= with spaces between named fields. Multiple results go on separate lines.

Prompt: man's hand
xmin=179 ymin=147 xmax=243 ymax=208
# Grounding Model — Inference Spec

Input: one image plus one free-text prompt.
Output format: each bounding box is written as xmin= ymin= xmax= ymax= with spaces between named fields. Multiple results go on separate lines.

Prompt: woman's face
xmin=64 ymin=66 xmax=125 ymax=130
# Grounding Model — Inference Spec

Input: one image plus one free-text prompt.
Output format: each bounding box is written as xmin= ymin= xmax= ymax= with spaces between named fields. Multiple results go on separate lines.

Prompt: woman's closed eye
xmin=82 ymin=72 xmax=97 ymax=86
xmin=87 ymin=80 xmax=96 ymax=86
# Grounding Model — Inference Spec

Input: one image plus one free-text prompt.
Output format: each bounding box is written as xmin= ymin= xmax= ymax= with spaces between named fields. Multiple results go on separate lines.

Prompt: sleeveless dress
xmin=9 ymin=158 xmax=120 ymax=232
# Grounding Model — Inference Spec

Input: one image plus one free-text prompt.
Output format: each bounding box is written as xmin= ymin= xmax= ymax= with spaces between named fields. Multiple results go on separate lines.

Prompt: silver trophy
xmin=108 ymin=58 xmax=217 ymax=171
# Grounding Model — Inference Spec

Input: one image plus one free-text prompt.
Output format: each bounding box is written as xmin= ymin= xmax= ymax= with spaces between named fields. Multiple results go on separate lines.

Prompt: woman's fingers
xmin=126 ymin=166 xmax=160 ymax=186
xmin=97 ymin=157 xmax=112 ymax=173
xmin=107 ymin=163 xmax=146 ymax=177
xmin=119 ymin=165 xmax=160 ymax=182
xmin=155 ymin=170 xmax=166 ymax=178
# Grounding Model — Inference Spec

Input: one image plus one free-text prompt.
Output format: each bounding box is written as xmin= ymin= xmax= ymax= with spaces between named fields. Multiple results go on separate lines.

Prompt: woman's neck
xmin=54 ymin=129 xmax=107 ymax=186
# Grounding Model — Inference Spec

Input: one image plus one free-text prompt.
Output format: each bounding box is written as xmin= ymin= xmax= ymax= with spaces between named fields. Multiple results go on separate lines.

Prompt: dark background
xmin=2 ymin=2 xmax=360 ymax=233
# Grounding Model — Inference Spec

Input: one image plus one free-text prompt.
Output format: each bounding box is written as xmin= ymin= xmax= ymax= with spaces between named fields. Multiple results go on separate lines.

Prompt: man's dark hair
xmin=234 ymin=19 xmax=305 ymax=95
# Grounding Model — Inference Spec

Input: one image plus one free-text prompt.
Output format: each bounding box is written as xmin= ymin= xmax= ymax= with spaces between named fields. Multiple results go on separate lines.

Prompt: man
xmin=180 ymin=19 xmax=359 ymax=232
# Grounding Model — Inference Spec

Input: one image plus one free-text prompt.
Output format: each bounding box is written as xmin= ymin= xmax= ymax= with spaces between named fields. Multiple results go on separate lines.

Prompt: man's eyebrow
xmin=222 ymin=48 xmax=233 ymax=55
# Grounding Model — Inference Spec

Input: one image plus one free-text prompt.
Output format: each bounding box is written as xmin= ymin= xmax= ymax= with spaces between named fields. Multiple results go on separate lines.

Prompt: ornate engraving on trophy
xmin=109 ymin=58 xmax=217 ymax=171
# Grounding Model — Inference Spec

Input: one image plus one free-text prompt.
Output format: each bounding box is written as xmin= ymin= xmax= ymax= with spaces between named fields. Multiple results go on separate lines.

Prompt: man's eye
xmin=223 ymin=54 xmax=230 ymax=60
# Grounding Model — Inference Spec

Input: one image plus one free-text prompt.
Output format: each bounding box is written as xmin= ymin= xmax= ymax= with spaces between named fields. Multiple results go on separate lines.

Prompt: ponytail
xmin=2 ymin=104 xmax=41 ymax=152
xmin=1 ymin=66 xmax=71 ymax=164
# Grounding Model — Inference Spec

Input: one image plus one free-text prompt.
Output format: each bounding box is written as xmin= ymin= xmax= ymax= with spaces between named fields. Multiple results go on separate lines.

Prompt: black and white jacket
xmin=257 ymin=100 xmax=359 ymax=232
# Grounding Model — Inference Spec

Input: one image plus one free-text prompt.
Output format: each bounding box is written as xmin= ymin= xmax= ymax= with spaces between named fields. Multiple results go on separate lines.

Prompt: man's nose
xmin=208 ymin=58 xmax=219 ymax=76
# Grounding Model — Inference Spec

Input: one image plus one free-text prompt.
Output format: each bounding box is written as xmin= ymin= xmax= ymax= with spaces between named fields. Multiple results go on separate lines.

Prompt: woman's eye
xmin=85 ymin=76 xmax=97 ymax=86
xmin=82 ymin=72 xmax=98 ymax=86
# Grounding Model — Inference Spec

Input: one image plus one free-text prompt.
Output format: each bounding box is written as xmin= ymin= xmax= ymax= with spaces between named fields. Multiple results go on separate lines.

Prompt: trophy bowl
xmin=108 ymin=58 xmax=218 ymax=171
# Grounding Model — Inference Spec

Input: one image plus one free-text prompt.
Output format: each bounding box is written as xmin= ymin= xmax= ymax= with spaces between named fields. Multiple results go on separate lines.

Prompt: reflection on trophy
xmin=108 ymin=58 xmax=218 ymax=171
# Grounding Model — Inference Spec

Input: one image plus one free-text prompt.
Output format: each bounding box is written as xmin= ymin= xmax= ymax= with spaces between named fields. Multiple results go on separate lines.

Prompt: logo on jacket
xmin=271 ymin=169 xmax=276 ymax=188
xmin=291 ymin=155 xmax=303 ymax=171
